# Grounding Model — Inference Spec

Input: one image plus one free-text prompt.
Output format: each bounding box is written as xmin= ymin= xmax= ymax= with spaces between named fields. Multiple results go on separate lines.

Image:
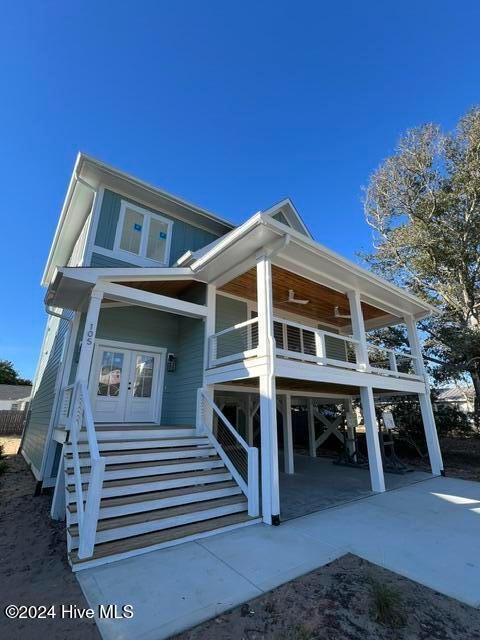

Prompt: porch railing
xmin=367 ymin=343 xmax=420 ymax=379
xmin=196 ymin=388 xmax=259 ymax=517
xmin=208 ymin=317 xmax=259 ymax=367
xmin=61 ymin=380 xmax=106 ymax=559
xmin=273 ymin=316 xmax=360 ymax=370
xmin=206 ymin=316 xmax=422 ymax=381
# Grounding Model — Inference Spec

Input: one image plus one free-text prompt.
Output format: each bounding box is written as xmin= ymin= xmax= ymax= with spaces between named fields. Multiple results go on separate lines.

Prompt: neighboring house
xmin=434 ymin=386 xmax=475 ymax=415
xmin=0 ymin=384 xmax=32 ymax=411
xmin=21 ymin=154 xmax=444 ymax=571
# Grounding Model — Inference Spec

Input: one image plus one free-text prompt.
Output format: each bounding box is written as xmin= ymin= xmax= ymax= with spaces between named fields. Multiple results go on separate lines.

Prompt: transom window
xmin=114 ymin=201 xmax=173 ymax=266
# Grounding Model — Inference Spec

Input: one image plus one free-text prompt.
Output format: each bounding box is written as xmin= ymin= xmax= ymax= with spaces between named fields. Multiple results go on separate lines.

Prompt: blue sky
xmin=1 ymin=1 xmax=479 ymax=379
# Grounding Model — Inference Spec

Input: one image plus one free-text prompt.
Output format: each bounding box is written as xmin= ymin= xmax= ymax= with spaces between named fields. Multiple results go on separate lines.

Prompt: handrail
xmin=208 ymin=317 xmax=259 ymax=367
xmin=67 ymin=380 xmax=106 ymax=559
xmin=196 ymin=388 xmax=259 ymax=517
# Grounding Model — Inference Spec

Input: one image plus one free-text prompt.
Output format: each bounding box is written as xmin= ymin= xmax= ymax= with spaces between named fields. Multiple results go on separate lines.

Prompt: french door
xmin=90 ymin=342 xmax=165 ymax=423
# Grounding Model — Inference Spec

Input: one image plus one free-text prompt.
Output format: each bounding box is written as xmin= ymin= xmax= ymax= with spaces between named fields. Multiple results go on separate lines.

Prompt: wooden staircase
xmin=64 ymin=423 xmax=260 ymax=570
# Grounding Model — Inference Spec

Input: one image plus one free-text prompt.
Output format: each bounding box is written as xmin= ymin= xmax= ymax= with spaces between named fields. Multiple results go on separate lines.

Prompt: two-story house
xmin=21 ymin=153 xmax=443 ymax=570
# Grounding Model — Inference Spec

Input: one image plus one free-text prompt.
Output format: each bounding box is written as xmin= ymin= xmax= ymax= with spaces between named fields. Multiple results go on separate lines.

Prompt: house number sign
xmin=86 ymin=323 xmax=95 ymax=346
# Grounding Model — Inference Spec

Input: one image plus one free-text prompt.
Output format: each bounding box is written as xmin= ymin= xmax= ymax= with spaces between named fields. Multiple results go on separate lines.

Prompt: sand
xmin=0 ymin=440 xmax=100 ymax=640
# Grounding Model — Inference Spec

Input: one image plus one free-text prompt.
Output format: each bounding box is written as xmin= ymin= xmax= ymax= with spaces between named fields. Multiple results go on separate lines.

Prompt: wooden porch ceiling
xmin=219 ymin=265 xmax=393 ymax=328
xmin=219 ymin=377 xmax=409 ymax=397
xmin=113 ymin=280 xmax=197 ymax=296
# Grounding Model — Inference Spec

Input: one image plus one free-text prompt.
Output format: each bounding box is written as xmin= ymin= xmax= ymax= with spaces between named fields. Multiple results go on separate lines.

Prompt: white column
xmin=405 ymin=314 xmax=444 ymax=475
xmin=344 ymin=398 xmax=357 ymax=459
xmin=257 ymin=255 xmax=280 ymax=524
xmin=76 ymin=287 xmax=103 ymax=384
xmin=50 ymin=445 xmax=66 ymax=520
xmin=307 ymin=399 xmax=317 ymax=457
xmin=347 ymin=290 xmax=369 ymax=371
xmin=246 ymin=394 xmax=254 ymax=446
xmin=283 ymin=394 xmax=294 ymax=474
xmin=199 ymin=284 xmax=216 ymax=433
xmin=359 ymin=386 xmax=385 ymax=492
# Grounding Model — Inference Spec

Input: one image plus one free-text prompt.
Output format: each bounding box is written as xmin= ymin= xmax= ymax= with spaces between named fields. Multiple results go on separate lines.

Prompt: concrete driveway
xmin=77 ymin=476 xmax=480 ymax=640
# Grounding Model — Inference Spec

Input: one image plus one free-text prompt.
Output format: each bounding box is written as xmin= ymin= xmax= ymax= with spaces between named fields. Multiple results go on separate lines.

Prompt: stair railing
xmin=67 ymin=380 xmax=106 ymax=559
xmin=196 ymin=388 xmax=259 ymax=517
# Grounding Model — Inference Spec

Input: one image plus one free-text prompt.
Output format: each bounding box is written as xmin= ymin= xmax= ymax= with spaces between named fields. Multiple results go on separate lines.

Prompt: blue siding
xmin=93 ymin=189 xmax=219 ymax=266
xmin=22 ymin=311 xmax=73 ymax=477
xmin=68 ymin=305 xmax=204 ymax=427
xmin=90 ymin=252 xmax=136 ymax=268
xmin=215 ymin=294 xmax=248 ymax=332
xmin=162 ymin=317 xmax=205 ymax=425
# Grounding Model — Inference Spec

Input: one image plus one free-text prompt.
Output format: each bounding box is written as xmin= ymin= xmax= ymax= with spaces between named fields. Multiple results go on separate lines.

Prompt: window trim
xmin=111 ymin=200 xmax=173 ymax=267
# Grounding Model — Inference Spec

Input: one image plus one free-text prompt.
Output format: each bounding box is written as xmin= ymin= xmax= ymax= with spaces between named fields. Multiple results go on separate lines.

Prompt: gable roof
xmin=0 ymin=385 xmax=32 ymax=401
xmin=262 ymin=198 xmax=313 ymax=239
xmin=42 ymin=153 xmax=235 ymax=286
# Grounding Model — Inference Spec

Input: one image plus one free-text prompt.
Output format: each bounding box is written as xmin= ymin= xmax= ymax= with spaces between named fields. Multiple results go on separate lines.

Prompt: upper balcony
xmin=207 ymin=314 xmax=421 ymax=382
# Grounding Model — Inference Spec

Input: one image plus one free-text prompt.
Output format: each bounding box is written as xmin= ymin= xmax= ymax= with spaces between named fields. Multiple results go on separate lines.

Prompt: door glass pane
xmin=146 ymin=218 xmax=169 ymax=262
xmin=133 ymin=355 xmax=155 ymax=398
xmin=120 ymin=208 xmax=144 ymax=255
xmin=97 ymin=351 xmax=124 ymax=397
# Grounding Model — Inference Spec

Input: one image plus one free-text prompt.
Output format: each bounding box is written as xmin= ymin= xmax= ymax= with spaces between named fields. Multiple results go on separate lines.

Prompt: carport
xmin=214 ymin=381 xmax=432 ymax=521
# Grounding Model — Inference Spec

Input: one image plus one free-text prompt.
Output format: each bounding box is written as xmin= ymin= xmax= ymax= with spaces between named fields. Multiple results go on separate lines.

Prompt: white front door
xmin=91 ymin=343 xmax=164 ymax=423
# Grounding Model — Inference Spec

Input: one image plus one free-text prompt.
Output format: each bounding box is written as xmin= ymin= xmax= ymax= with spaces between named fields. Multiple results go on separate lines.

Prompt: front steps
xmin=64 ymin=424 xmax=259 ymax=570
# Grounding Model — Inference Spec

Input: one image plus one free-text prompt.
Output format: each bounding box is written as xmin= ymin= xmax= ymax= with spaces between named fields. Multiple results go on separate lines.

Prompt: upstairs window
xmin=114 ymin=201 xmax=173 ymax=266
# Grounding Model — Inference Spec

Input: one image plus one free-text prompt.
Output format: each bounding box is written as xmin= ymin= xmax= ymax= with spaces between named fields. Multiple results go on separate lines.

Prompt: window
xmin=114 ymin=201 xmax=173 ymax=266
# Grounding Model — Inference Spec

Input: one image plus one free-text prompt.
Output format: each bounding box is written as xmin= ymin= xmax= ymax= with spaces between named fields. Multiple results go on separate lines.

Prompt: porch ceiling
xmin=219 ymin=265 xmax=397 ymax=329
xmin=112 ymin=279 xmax=203 ymax=298
xmin=218 ymin=377 xmax=412 ymax=398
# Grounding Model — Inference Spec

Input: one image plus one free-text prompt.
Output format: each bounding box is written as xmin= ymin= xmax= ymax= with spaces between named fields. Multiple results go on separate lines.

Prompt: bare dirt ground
xmin=407 ymin=435 xmax=480 ymax=482
xmin=176 ymin=554 xmax=480 ymax=640
xmin=0 ymin=440 xmax=100 ymax=640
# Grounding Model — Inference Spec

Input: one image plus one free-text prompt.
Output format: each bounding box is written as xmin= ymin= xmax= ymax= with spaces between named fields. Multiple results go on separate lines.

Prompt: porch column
xmin=246 ymin=394 xmax=254 ymax=446
xmin=347 ymin=290 xmax=369 ymax=371
xmin=359 ymin=386 xmax=385 ymax=492
xmin=76 ymin=287 xmax=104 ymax=384
xmin=257 ymin=254 xmax=280 ymax=525
xmin=200 ymin=284 xmax=216 ymax=432
xmin=307 ymin=399 xmax=317 ymax=457
xmin=405 ymin=314 xmax=444 ymax=475
xmin=344 ymin=398 xmax=357 ymax=460
xmin=283 ymin=394 xmax=294 ymax=474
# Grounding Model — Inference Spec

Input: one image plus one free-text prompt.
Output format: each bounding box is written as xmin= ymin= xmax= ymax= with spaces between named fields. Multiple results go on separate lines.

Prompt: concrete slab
xmin=198 ymin=519 xmax=347 ymax=592
xmin=77 ymin=540 xmax=262 ymax=640
xmin=279 ymin=453 xmax=431 ymax=519
xmin=78 ymin=476 xmax=480 ymax=640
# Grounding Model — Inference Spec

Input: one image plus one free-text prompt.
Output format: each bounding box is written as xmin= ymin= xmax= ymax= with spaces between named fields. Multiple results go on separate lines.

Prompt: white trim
xmin=97 ymin=281 xmax=207 ymax=318
xmin=83 ymin=185 xmax=105 ymax=267
xmin=106 ymin=199 xmax=173 ymax=267
xmin=90 ymin=339 xmax=166 ymax=425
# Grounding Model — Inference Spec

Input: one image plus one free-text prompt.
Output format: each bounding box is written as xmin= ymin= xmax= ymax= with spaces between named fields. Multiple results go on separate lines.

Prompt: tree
xmin=363 ymin=107 xmax=480 ymax=416
xmin=0 ymin=360 xmax=32 ymax=386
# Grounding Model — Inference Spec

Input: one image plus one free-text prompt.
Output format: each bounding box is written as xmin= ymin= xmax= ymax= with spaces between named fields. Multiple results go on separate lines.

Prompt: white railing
xmin=208 ymin=317 xmax=259 ymax=367
xmin=196 ymin=388 xmax=259 ymax=517
xmin=273 ymin=316 xmax=360 ymax=370
xmin=63 ymin=380 xmax=106 ymax=559
xmin=367 ymin=343 xmax=420 ymax=379
xmin=207 ymin=316 xmax=422 ymax=381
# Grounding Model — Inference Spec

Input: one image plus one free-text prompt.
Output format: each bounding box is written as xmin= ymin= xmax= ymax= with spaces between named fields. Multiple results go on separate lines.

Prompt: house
xmin=0 ymin=384 xmax=32 ymax=411
xmin=21 ymin=153 xmax=444 ymax=570
xmin=434 ymin=386 xmax=475 ymax=416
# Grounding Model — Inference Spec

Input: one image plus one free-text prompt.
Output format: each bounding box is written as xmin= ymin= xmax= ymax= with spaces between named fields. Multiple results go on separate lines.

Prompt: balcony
xmin=207 ymin=316 xmax=422 ymax=382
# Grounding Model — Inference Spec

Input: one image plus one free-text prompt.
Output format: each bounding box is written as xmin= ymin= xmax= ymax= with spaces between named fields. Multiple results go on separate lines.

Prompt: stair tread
xmin=68 ymin=495 xmax=247 ymax=535
xmin=71 ymin=436 xmax=205 ymax=445
xmin=69 ymin=512 xmax=255 ymax=564
xmin=65 ymin=455 xmax=221 ymax=474
xmin=93 ymin=424 xmax=192 ymax=431
xmin=66 ymin=468 xmax=229 ymax=492
xmin=66 ymin=445 xmax=211 ymax=459
xmin=68 ymin=481 xmax=238 ymax=512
